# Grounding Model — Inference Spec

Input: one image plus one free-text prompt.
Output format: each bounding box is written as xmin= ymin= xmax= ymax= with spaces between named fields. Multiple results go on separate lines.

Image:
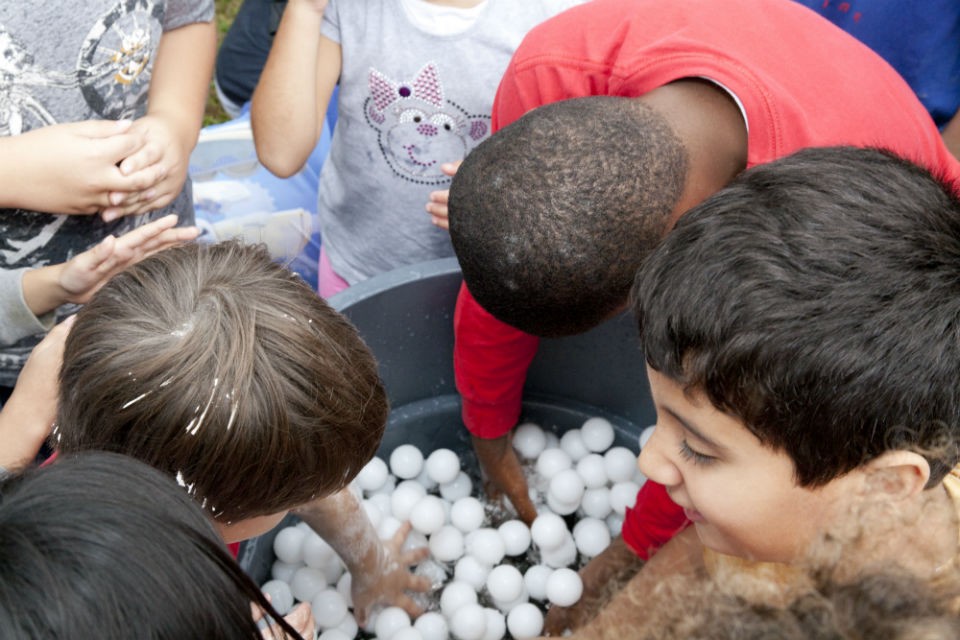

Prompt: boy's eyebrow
xmin=663 ymin=406 xmax=726 ymax=451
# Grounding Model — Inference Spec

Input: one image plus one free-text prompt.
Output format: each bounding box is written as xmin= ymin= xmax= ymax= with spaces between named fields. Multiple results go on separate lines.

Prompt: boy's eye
xmin=678 ymin=439 xmax=716 ymax=466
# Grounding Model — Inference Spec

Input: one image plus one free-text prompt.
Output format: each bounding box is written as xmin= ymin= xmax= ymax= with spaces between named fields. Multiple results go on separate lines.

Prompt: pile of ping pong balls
xmin=259 ymin=417 xmax=647 ymax=640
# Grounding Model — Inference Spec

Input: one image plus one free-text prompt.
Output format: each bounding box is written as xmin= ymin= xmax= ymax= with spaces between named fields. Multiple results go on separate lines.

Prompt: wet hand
xmin=351 ymin=521 xmax=431 ymax=626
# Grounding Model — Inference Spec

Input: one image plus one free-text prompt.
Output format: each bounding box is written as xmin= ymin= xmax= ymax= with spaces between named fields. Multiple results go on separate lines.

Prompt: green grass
xmin=203 ymin=0 xmax=245 ymax=126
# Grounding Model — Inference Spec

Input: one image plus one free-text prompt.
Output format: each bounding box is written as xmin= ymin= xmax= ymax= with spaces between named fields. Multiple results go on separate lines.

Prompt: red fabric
xmin=621 ymin=481 xmax=691 ymax=560
xmin=228 ymin=541 xmax=240 ymax=558
xmin=454 ymin=0 xmax=960 ymax=552
xmin=455 ymin=282 xmax=539 ymax=439
xmin=489 ymin=0 xmax=960 ymax=177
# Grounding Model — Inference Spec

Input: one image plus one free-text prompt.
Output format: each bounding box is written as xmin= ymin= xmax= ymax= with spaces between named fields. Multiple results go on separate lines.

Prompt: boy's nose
xmin=637 ymin=426 xmax=683 ymax=488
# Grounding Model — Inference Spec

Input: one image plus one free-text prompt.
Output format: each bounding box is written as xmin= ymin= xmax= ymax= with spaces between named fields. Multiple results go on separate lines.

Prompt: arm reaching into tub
xmin=293 ymin=487 xmax=431 ymax=626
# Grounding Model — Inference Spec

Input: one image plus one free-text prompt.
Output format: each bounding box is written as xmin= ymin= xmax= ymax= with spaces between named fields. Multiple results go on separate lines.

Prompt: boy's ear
xmin=860 ymin=451 xmax=931 ymax=500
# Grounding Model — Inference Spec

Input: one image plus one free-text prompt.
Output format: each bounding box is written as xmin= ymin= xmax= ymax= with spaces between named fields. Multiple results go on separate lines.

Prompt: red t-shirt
xmin=454 ymin=0 xmax=960 ymax=558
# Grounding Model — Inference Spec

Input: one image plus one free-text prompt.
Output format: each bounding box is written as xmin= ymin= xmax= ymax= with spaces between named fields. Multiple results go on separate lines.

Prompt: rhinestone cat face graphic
xmin=365 ymin=63 xmax=490 ymax=185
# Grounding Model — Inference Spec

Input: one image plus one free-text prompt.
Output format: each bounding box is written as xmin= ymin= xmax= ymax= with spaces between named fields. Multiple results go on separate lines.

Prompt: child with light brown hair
xmin=54 ymin=240 xmax=429 ymax=626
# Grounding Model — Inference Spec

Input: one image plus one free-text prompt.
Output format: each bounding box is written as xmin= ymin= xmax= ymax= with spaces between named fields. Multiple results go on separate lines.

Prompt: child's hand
xmin=472 ymin=433 xmax=539 ymax=525
xmin=425 ymin=161 xmax=461 ymax=230
xmin=542 ymin=537 xmax=646 ymax=636
xmin=0 ymin=315 xmax=75 ymax=471
xmin=350 ymin=521 xmax=431 ymax=626
xmin=21 ymin=214 xmax=198 ymax=318
xmin=103 ymin=115 xmax=192 ymax=221
xmin=7 ymin=120 xmax=150 ymax=215
xmin=254 ymin=600 xmax=316 ymax=639
xmin=58 ymin=214 xmax=200 ymax=305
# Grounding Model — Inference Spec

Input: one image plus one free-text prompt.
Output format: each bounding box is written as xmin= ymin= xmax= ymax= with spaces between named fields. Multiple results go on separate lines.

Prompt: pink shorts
xmin=318 ymin=246 xmax=350 ymax=298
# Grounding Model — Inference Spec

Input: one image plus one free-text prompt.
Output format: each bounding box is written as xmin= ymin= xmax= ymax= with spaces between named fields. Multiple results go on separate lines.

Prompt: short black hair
xmin=0 ymin=452 xmax=300 ymax=639
xmin=450 ymin=96 xmax=687 ymax=337
xmin=634 ymin=146 xmax=960 ymax=486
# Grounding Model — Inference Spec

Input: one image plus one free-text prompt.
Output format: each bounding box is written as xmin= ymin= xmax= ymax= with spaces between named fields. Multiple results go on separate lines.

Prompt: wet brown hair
xmin=56 ymin=241 xmax=388 ymax=523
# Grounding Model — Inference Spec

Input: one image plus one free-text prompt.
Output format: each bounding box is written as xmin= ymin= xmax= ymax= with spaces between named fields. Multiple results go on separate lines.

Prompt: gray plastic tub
xmin=239 ymin=257 xmax=654 ymax=583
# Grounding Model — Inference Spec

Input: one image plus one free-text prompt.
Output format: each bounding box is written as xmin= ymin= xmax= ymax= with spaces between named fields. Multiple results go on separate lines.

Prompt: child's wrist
xmin=22 ymin=265 xmax=68 ymax=317
xmin=288 ymin=0 xmax=327 ymax=20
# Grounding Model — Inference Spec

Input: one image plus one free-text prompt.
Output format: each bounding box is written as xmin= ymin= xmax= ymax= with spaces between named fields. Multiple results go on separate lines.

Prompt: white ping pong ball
xmin=604 ymin=446 xmax=639 ymax=483
xmin=559 ymin=429 xmax=590 ymax=462
xmin=272 ymin=525 xmax=306 ymax=564
xmin=512 ymin=422 xmax=547 ymax=459
xmin=410 ymin=495 xmax=447 ymax=535
xmin=535 ymin=448 xmax=572 ymax=480
xmin=497 ymin=519 xmax=531 ymax=556
xmin=450 ymin=496 xmax=485 ymax=533
xmin=429 ymin=525 xmax=465 ymax=563
xmin=545 ymin=567 xmax=583 ymax=607
xmin=485 ymin=564 xmax=524 ymax=603
xmin=440 ymin=580 xmax=479 ymax=617
xmin=506 ymin=603 xmax=543 ymax=639
xmin=390 ymin=444 xmax=425 ymax=480
xmin=530 ymin=512 xmax=567 ymax=551
xmin=425 ymin=448 xmax=461 ymax=485
xmin=581 ymin=417 xmax=615 ymax=452
xmin=355 ymin=456 xmax=389 ymax=492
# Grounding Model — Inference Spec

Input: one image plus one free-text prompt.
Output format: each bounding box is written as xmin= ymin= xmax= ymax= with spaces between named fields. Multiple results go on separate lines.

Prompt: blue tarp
xmin=188 ymin=94 xmax=337 ymax=289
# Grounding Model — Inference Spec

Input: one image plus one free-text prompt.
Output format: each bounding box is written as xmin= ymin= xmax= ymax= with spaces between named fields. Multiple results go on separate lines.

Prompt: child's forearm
xmin=574 ymin=528 xmax=706 ymax=639
xmin=147 ymin=20 xmax=217 ymax=151
xmin=294 ymin=488 xmax=380 ymax=574
xmin=0 ymin=316 xmax=72 ymax=471
xmin=0 ymin=393 xmax=50 ymax=472
xmin=579 ymin=536 xmax=646 ymax=601
xmin=252 ymin=1 xmax=340 ymax=177
xmin=21 ymin=265 xmax=68 ymax=317
xmin=544 ymin=536 xmax=645 ymax=635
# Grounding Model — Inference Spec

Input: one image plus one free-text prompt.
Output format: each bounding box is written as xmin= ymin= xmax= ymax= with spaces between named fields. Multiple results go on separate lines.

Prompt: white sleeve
xmin=0 ymin=269 xmax=54 ymax=346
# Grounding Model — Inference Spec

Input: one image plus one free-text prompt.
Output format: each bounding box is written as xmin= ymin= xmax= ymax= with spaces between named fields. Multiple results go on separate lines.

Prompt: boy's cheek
xmin=217 ymin=510 xmax=290 ymax=543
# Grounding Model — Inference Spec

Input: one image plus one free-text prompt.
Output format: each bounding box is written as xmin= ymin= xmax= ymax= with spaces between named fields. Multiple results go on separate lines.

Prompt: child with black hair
xmin=433 ymin=0 xmax=960 ymax=544
xmin=562 ymin=146 xmax=960 ymax=635
xmin=0 ymin=451 xmax=311 ymax=639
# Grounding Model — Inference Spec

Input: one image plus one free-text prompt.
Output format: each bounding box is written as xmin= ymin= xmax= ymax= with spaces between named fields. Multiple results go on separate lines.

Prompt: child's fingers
xmin=113 ymin=160 xmax=168 ymax=196
xmin=399 ymin=545 xmax=430 ymax=568
xmin=101 ymin=186 xmax=164 ymax=221
xmin=111 ymin=217 xmax=198 ymax=262
xmin=406 ymin=572 xmax=432 ymax=594
xmin=139 ymin=226 xmax=201 ymax=253
xmin=86 ymin=234 xmax=118 ymax=268
xmin=440 ymin=160 xmax=461 ymax=177
xmin=89 ymin=124 xmax=146 ymax=164
xmin=388 ymin=520 xmax=416 ymax=552
xmin=428 ymin=188 xmax=450 ymax=205
xmin=118 ymin=142 xmax=164 ymax=176
xmin=114 ymin=214 xmax=179 ymax=248
xmin=283 ymin=602 xmax=316 ymax=638
xmin=392 ymin=593 xmax=424 ymax=621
